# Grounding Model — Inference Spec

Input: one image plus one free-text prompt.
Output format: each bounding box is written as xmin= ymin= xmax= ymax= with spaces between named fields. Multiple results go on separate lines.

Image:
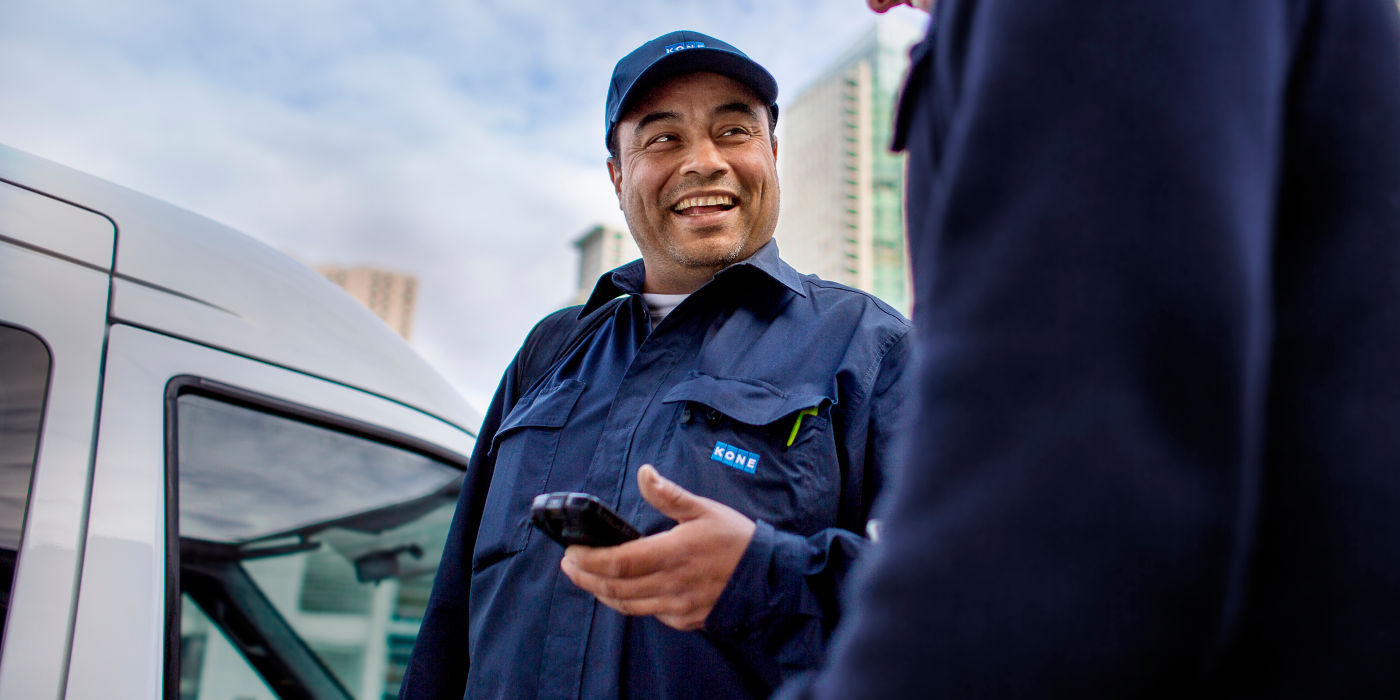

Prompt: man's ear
xmin=607 ymin=157 xmax=623 ymax=201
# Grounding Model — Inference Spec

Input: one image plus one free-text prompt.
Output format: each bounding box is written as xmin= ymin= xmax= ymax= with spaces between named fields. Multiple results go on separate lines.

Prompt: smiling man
xmin=607 ymin=69 xmax=779 ymax=295
xmin=400 ymin=31 xmax=910 ymax=699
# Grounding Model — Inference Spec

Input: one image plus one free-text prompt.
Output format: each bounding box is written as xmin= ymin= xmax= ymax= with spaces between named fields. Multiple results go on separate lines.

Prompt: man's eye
xmin=650 ymin=134 xmax=675 ymax=144
xmin=720 ymin=127 xmax=751 ymax=138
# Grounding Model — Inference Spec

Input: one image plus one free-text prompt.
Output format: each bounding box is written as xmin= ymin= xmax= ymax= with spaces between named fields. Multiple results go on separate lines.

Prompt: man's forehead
xmin=620 ymin=71 xmax=766 ymax=124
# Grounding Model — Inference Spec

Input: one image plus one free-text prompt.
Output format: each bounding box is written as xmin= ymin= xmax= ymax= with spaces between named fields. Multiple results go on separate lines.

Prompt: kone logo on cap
xmin=711 ymin=441 xmax=759 ymax=474
xmin=664 ymin=41 xmax=706 ymax=54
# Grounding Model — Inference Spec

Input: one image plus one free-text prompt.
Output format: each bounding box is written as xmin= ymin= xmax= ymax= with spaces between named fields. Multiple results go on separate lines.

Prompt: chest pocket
xmin=656 ymin=374 xmax=838 ymax=536
xmin=474 ymin=378 xmax=585 ymax=571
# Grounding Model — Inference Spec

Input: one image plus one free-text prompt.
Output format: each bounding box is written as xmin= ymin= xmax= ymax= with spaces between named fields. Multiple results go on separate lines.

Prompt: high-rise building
xmin=573 ymin=224 xmax=640 ymax=303
xmin=315 ymin=265 xmax=419 ymax=340
xmin=775 ymin=17 xmax=923 ymax=315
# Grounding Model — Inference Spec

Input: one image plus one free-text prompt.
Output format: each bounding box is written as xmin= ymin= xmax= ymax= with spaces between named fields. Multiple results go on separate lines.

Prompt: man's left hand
xmin=560 ymin=463 xmax=757 ymax=631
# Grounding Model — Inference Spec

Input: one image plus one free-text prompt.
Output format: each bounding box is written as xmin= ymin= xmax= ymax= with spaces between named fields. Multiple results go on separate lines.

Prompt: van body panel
xmin=1 ymin=144 xmax=481 ymax=698
xmin=64 ymin=324 xmax=168 ymax=699
xmin=0 ymin=144 xmax=481 ymax=434
xmin=0 ymin=240 xmax=111 ymax=699
xmin=0 ymin=179 xmax=114 ymax=270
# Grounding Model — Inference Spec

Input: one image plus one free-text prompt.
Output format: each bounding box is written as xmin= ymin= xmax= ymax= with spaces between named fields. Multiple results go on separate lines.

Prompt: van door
xmin=0 ymin=180 xmax=114 ymax=699
xmin=65 ymin=324 xmax=470 ymax=699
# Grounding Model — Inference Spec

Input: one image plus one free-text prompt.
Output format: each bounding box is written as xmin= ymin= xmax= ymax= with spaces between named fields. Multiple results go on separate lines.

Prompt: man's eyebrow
xmin=714 ymin=102 xmax=760 ymax=120
xmin=633 ymin=110 xmax=681 ymax=134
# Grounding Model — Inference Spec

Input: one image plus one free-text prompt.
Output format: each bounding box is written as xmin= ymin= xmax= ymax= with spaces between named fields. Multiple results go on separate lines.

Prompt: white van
xmin=0 ymin=144 xmax=480 ymax=699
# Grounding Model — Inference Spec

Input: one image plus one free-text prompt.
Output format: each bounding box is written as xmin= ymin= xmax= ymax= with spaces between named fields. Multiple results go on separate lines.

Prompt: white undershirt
xmin=641 ymin=293 xmax=690 ymax=330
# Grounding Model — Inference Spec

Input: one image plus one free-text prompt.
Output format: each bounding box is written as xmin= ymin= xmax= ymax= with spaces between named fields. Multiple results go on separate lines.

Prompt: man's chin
xmin=675 ymin=237 xmax=754 ymax=266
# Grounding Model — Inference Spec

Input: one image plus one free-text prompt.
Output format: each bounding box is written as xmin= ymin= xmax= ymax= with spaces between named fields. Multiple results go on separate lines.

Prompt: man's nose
xmin=682 ymin=138 xmax=728 ymax=178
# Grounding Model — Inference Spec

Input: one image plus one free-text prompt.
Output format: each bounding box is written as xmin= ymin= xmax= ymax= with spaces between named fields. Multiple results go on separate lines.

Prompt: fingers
xmin=637 ymin=464 xmax=712 ymax=522
xmin=560 ymin=556 xmax=710 ymax=631
xmin=564 ymin=531 xmax=676 ymax=579
xmin=561 ymin=555 xmax=677 ymax=602
xmin=594 ymin=591 xmax=707 ymax=631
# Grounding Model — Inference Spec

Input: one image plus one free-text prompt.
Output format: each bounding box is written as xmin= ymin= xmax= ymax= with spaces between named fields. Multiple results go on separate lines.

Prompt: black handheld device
xmin=530 ymin=492 xmax=642 ymax=547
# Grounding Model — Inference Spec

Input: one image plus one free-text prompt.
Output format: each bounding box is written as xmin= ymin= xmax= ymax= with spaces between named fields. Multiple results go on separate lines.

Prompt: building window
xmin=383 ymin=634 xmax=419 ymax=699
xmin=298 ymin=546 xmax=372 ymax=614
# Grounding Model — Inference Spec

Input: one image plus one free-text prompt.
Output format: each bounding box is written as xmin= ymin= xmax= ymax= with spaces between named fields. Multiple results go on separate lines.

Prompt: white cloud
xmin=0 ymin=0 xmax=928 ymax=411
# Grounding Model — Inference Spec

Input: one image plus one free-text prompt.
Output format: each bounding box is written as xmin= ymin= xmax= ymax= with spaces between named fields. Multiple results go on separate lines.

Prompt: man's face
xmin=608 ymin=71 xmax=780 ymax=294
xmin=867 ymin=0 xmax=934 ymax=12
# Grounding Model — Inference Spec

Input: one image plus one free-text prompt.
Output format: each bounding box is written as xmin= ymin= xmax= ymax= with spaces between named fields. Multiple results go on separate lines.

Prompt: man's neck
xmin=641 ymin=266 xmax=723 ymax=295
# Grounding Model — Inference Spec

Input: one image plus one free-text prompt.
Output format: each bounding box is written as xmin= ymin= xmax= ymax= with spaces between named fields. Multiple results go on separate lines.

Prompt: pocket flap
xmin=491 ymin=379 xmax=585 ymax=452
xmin=661 ymin=373 xmax=830 ymax=426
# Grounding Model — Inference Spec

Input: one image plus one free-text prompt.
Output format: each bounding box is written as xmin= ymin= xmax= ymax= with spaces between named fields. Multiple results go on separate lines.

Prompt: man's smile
xmin=671 ymin=193 xmax=738 ymax=216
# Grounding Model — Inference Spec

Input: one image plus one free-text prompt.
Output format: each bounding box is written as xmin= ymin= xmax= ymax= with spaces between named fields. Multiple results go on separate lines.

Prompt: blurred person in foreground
xmin=400 ymin=30 xmax=910 ymax=699
xmin=782 ymin=0 xmax=1400 ymax=697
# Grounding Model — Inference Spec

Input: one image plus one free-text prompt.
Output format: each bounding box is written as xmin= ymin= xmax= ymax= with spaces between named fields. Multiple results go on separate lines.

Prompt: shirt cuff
xmin=705 ymin=519 xmax=816 ymax=644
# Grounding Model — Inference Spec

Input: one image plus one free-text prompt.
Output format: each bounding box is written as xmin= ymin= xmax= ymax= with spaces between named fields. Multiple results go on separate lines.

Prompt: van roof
xmin=0 ymin=143 xmax=481 ymax=435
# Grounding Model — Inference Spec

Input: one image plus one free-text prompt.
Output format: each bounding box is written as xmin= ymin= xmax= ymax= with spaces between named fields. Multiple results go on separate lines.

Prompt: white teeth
xmin=673 ymin=194 xmax=735 ymax=211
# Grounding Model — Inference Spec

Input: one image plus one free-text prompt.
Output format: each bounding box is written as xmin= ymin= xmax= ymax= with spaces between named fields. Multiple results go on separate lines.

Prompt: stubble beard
xmin=622 ymin=206 xmax=750 ymax=275
xmin=661 ymin=184 xmax=779 ymax=271
xmin=624 ymin=182 xmax=779 ymax=280
xmin=664 ymin=230 xmax=750 ymax=270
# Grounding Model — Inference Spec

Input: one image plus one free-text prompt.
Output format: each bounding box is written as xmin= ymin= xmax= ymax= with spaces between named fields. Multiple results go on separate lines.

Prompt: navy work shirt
xmin=403 ymin=240 xmax=910 ymax=699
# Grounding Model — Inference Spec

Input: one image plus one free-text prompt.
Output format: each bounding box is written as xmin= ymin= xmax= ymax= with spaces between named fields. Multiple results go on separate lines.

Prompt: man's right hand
xmin=559 ymin=464 xmax=756 ymax=632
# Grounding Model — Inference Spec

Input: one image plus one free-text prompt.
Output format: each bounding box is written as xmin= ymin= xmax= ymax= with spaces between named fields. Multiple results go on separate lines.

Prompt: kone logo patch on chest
xmin=711 ymin=441 xmax=759 ymax=474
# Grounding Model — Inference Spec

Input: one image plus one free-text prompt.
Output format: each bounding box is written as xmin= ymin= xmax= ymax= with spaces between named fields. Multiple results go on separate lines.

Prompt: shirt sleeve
xmin=399 ymin=307 xmax=593 ymax=698
xmin=396 ymin=362 xmax=511 ymax=699
xmin=703 ymin=328 xmax=911 ymax=688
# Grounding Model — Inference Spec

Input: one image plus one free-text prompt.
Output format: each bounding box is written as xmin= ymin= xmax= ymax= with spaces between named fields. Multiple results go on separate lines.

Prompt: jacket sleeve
xmin=787 ymin=1 xmax=1318 ymax=697
xmin=397 ymin=308 xmax=580 ymax=698
xmin=396 ymin=361 xmax=512 ymax=699
xmin=703 ymin=329 xmax=911 ymax=688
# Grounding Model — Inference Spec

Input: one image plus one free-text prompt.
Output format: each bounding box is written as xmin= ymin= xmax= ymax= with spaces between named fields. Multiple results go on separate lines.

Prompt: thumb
xmin=638 ymin=464 xmax=711 ymax=523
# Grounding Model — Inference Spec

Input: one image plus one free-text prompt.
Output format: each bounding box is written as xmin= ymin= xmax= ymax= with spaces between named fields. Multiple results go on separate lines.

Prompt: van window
xmin=177 ymin=593 xmax=278 ymax=699
xmin=0 ymin=324 xmax=50 ymax=654
xmin=176 ymin=394 xmax=460 ymax=543
xmin=173 ymin=389 xmax=464 ymax=699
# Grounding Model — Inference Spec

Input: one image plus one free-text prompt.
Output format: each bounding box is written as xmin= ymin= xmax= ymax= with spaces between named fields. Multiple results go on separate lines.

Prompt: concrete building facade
xmin=315 ymin=265 xmax=419 ymax=340
xmin=774 ymin=17 xmax=923 ymax=315
xmin=573 ymin=224 xmax=640 ymax=304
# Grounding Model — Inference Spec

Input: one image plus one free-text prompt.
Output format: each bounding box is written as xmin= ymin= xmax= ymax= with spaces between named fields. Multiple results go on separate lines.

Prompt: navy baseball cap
xmin=605 ymin=30 xmax=779 ymax=151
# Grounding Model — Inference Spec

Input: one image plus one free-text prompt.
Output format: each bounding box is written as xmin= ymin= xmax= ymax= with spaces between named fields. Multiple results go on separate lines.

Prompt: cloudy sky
xmin=1 ymin=0 xmax=927 ymax=410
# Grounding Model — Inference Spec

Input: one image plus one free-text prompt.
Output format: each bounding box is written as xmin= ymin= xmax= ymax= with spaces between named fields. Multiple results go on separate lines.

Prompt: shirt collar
xmin=579 ymin=238 xmax=806 ymax=317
